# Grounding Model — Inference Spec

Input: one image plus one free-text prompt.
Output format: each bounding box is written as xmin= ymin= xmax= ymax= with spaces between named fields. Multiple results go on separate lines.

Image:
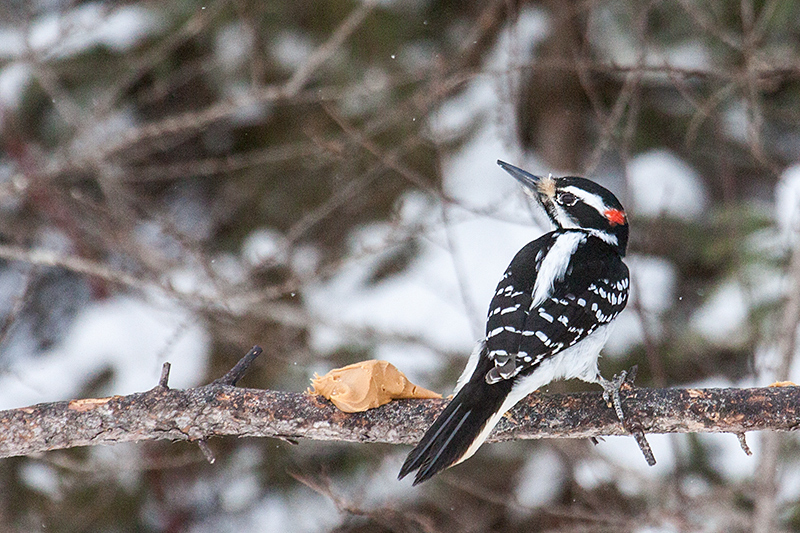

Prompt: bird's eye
xmin=558 ymin=192 xmax=578 ymax=206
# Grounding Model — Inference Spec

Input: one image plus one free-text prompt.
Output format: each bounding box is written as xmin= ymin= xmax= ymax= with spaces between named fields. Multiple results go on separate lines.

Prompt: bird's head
xmin=498 ymin=160 xmax=628 ymax=256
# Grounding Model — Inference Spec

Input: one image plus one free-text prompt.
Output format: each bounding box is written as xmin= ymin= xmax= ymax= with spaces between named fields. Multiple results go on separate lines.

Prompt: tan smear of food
xmin=308 ymin=360 xmax=441 ymax=413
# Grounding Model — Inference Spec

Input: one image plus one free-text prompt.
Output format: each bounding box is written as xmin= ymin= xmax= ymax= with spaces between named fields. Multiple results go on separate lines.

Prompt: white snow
xmin=778 ymin=449 xmax=800 ymax=507
xmin=573 ymin=456 xmax=614 ymax=489
xmin=603 ymin=254 xmax=677 ymax=356
xmin=191 ymin=487 xmax=339 ymax=533
xmin=372 ymin=343 xmax=445 ymax=386
xmin=627 ymin=150 xmax=708 ymax=220
xmin=628 ymin=254 xmax=677 ymax=315
xmin=290 ymin=244 xmax=322 ymax=280
xmin=0 ymin=63 xmax=34 ymax=110
xmin=0 ymin=28 xmax=25 ymax=59
xmin=485 ymin=7 xmax=551 ymax=70
xmin=242 ymin=228 xmax=289 ymax=266
xmin=214 ymin=22 xmax=254 ymax=72
xmin=272 ymin=31 xmax=314 ymax=70
xmin=86 ymin=5 xmax=161 ymax=51
xmin=0 ymin=295 xmax=209 ymax=410
xmin=219 ymin=472 xmax=261 ymax=512
xmin=588 ymin=433 xmax=676 ymax=487
xmin=634 ymin=525 xmax=681 ymax=533
xmin=775 ymin=164 xmax=800 ymax=242
xmin=690 ymin=280 xmax=749 ymax=347
xmin=304 ymin=224 xmax=477 ymax=355
xmin=661 ymin=41 xmax=711 ymax=71
xmin=723 ymin=101 xmax=749 ymax=144
xmin=341 ymin=453 xmax=422 ymax=507
xmin=85 ymin=443 xmax=144 ymax=491
xmin=303 ymin=6 xmax=637 ymax=389
xmin=513 ymin=445 xmax=566 ymax=508
xmin=602 ymin=312 xmax=645 ymax=358
xmin=69 ymin=109 xmax=137 ymax=162
xmin=220 ymin=82 xmax=272 ymax=126
xmin=427 ymin=80 xmax=499 ymax=142
xmin=28 ymin=4 xmax=162 ymax=58
xmin=702 ymin=432 xmax=759 ymax=481
xmin=429 ymin=7 xmax=550 ymax=144
xmin=588 ymin=6 xmax=710 ymax=73
xmin=19 ymin=461 xmax=61 ymax=499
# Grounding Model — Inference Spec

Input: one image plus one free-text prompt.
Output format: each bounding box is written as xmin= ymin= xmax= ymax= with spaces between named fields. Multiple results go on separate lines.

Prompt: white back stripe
xmin=530 ymin=232 xmax=584 ymax=308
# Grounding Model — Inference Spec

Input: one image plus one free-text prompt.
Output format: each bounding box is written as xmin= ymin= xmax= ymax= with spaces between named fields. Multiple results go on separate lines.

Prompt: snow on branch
xmin=0 ymin=346 xmax=798 ymax=461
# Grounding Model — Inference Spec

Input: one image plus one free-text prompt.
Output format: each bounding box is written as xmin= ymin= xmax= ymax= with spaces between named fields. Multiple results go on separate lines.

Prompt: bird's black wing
xmin=484 ymin=233 xmax=629 ymax=382
xmin=481 ymin=234 xmax=552 ymax=382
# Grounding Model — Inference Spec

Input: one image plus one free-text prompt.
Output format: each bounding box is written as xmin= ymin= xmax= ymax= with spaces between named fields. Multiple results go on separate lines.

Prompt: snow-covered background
xmin=1 ymin=1 xmax=799 ymax=531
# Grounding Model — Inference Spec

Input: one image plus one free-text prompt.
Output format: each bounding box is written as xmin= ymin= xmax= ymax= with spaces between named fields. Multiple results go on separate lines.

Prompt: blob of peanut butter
xmin=309 ymin=360 xmax=441 ymax=412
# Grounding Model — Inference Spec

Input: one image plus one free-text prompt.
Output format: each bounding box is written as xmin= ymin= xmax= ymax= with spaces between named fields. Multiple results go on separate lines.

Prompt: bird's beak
xmin=497 ymin=160 xmax=556 ymax=199
xmin=497 ymin=160 xmax=541 ymax=189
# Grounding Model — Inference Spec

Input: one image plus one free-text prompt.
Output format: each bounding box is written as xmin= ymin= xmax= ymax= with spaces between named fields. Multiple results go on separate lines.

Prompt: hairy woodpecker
xmin=399 ymin=160 xmax=630 ymax=485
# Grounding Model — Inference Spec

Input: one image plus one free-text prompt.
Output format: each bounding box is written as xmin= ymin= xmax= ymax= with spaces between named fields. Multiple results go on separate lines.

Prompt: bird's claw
xmin=598 ymin=370 xmax=628 ymax=422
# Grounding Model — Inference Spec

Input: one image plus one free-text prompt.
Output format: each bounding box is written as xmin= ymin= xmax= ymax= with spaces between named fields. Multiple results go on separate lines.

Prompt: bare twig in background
xmin=282 ymin=0 xmax=377 ymax=98
xmin=0 ymin=244 xmax=156 ymax=293
xmin=0 ymin=265 xmax=37 ymax=351
xmin=95 ymin=0 xmax=376 ymax=161
xmin=290 ymin=471 xmax=438 ymax=533
xmin=120 ymin=142 xmax=323 ymax=182
xmin=93 ymin=2 xmax=228 ymax=115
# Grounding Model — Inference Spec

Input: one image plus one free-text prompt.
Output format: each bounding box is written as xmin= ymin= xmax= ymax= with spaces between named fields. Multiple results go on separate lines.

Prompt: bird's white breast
xmin=501 ymin=322 xmax=613 ymax=416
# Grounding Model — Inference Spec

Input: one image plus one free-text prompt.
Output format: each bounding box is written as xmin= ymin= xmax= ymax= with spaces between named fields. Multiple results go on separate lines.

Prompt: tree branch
xmin=0 ymin=347 xmax=798 ymax=460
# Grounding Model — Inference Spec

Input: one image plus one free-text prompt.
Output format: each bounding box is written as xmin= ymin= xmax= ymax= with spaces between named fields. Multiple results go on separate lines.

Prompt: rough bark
xmin=0 ymin=352 xmax=797 ymax=460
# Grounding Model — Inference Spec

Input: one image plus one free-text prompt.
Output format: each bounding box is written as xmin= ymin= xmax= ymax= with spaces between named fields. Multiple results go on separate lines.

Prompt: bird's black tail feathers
xmin=398 ymin=354 xmax=513 ymax=485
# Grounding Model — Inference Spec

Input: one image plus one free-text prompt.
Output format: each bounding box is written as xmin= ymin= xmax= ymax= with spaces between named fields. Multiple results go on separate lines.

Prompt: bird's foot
xmin=597 ymin=370 xmax=629 ymax=423
xmin=596 ymin=366 xmax=656 ymax=466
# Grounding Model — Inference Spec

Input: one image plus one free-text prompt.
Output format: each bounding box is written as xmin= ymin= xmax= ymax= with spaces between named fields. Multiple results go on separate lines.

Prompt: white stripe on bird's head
xmin=561 ymin=185 xmax=609 ymax=218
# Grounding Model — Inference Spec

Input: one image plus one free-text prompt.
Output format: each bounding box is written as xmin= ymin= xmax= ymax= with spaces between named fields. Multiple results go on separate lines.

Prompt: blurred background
xmin=1 ymin=0 xmax=800 ymax=531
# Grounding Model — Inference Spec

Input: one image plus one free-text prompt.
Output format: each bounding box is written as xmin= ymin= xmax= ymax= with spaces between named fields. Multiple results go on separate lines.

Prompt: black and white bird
xmin=399 ymin=160 xmax=631 ymax=485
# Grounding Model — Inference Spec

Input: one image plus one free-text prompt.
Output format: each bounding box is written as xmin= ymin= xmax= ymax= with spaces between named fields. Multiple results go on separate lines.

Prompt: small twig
xmin=0 ymin=244 xmax=158 ymax=294
xmin=0 ymin=265 xmax=37 ymax=351
xmin=212 ymin=345 xmax=263 ymax=386
xmin=737 ymin=432 xmax=753 ymax=456
xmin=158 ymin=362 xmax=171 ymax=389
xmin=625 ymin=364 xmax=639 ymax=385
xmin=121 ymin=142 xmax=322 ymax=182
xmin=618 ymin=365 xmax=656 ymax=465
xmin=289 ymin=469 xmax=438 ymax=532
xmin=628 ymin=424 xmax=657 ymax=466
xmin=283 ymin=0 xmax=377 ymax=97
xmin=196 ymin=439 xmax=216 ymax=464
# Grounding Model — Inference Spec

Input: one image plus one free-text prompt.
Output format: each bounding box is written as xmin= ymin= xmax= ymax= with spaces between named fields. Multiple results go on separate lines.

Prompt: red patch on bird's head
xmin=604 ymin=209 xmax=626 ymax=226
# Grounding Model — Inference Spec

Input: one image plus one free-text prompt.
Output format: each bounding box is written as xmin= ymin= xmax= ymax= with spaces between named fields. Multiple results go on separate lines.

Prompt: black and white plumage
xmin=399 ymin=160 xmax=630 ymax=485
